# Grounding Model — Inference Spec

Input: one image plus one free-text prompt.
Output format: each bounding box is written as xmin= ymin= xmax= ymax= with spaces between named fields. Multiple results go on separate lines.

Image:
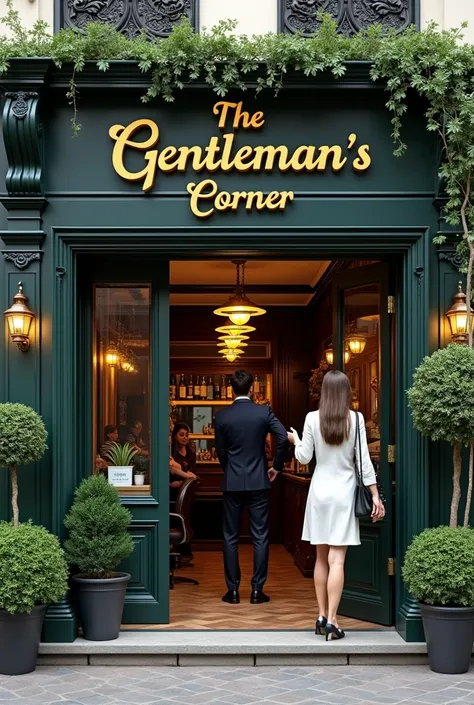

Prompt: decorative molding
xmin=60 ymin=0 xmax=197 ymax=39
xmin=2 ymin=92 xmax=43 ymax=196
xmin=438 ymin=250 xmax=463 ymax=271
xmin=2 ymin=251 xmax=43 ymax=270
xmin=279 ymin=0 xmax=414 ymax=38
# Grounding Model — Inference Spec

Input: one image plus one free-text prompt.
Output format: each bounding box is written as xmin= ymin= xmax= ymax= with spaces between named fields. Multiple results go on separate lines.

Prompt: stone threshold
xmin=38 ymin=630 xmax=434 ymax=667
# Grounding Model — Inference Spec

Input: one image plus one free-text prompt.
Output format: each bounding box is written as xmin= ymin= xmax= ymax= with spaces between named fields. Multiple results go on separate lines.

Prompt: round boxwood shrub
xmin=407 ymin=344 xmax=474 ymax=527
xmin=0 ymin=403 xmax=48 ymax=528
xmin=64 ymin=474 xmax=134 ymax=578
xmin=402 ymin=526 xmax=474 ymax=607
xmin=0 ymin=521 xmax=68 ymax=614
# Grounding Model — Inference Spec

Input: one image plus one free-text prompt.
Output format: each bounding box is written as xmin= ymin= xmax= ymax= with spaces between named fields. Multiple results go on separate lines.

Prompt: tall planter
xmin=72 ymin=573 xmax=130 ymax=641
xmin=0 ymin=605 xmax=46 ymax=675
xmin=421 ymin=604 xmax=474 ymax=674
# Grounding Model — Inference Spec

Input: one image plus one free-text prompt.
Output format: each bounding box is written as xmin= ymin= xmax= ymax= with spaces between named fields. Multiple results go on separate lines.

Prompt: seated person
xmin=127 ymin=420 xmax=149 ymax=457
xmin=100 ymin=424 xmax=119 ymax=460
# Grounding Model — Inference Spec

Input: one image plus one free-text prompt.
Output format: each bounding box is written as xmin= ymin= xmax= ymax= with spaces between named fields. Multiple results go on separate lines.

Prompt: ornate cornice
xmin=2 ymin=251 xmax=43 ymax=269
xmin=438 ymin=250 xmax=463 ymax=271
xmin=2 ymin=91 xmax=43 ymax=196
xmin=279 ymin=0 xmax=416 ymax=37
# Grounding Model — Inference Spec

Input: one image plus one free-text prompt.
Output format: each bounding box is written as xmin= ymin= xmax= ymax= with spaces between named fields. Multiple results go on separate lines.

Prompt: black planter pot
xmin=72 ymin=573 xmax=130 ymax=641
xmin=0 ymin=605 xmax=47 ymax=675
xmin=421 ymin=603 xmax=474 ymax=674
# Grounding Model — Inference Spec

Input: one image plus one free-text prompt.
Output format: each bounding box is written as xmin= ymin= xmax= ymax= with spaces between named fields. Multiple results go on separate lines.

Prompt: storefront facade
xmin=0 ymin=61 xmax=465 ymax=643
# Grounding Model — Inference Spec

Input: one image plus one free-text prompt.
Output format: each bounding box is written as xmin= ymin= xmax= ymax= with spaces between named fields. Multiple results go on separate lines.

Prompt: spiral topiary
xmin=64 ymin=474 xmax=134 ymax=578
xmin=402 ymin=526 xmax=474 ymax=607
xmin=0 ymin=521 xmax=68 ymax=614
xmin=0 ymin=403 xmax=48 ymax=527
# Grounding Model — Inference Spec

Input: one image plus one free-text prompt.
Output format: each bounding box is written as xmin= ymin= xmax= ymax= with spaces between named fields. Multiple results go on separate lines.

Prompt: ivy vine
xmin=0 ymin=1 xmax=474 ymax=277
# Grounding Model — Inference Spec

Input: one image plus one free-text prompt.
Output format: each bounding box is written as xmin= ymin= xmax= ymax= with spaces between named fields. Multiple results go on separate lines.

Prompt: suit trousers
xmin=222 ymin=489 xmax=270 ymax=591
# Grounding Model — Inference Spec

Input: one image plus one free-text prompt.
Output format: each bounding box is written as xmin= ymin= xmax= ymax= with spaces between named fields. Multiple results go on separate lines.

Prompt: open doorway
xmin=161 ymin=258 xmax=395 ymax=631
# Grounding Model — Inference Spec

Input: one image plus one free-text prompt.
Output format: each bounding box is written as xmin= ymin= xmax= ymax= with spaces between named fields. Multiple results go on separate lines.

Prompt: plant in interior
xmin=0 ymin=521 xmax=68 ymax=615
xmin=64 ymin=473 xmax=134 ymax=578
xmin=407 ymin=344 xmax=474 ymax=527
xmin=105 ymin=442 xmax=138 ymax=467
xmin=0 ymin=403 xmax=48 ymax=528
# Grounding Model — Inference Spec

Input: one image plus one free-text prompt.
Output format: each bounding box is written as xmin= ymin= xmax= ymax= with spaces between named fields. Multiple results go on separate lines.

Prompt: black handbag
xmin=353 ymin=412 xmax=373 ymax=520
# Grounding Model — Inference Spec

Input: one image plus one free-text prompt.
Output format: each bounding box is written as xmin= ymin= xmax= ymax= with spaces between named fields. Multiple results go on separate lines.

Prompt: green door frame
xmin=45 ymin=224 xmax=429 ymax=642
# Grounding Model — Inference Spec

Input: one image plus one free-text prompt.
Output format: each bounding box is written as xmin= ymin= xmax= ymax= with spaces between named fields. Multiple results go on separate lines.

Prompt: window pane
xmin=94 ymin=286 xmax=151 ymax=490
xmin=343 ymin=284 xmax=380 ymax=462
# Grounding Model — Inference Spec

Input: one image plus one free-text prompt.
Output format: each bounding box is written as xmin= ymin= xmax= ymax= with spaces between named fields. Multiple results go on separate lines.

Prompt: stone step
xmin=38 ymin=630 xmax=436 ymax=667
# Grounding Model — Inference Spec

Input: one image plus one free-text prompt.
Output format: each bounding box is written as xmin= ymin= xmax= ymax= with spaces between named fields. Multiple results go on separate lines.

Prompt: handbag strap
xmin=353 ymin=411 xmax=363 ymax=487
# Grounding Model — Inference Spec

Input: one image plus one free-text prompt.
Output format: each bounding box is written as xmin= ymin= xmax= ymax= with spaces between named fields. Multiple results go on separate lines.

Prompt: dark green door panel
xmin=333 ymin=263 xmax=394 ymax=626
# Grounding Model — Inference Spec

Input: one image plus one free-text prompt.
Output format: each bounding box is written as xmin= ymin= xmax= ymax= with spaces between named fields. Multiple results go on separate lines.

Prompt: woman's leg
xmin=314 ymin=544 xmax=329 ymax=618
xmin=327 ymin=546 xmax=348 ymax=627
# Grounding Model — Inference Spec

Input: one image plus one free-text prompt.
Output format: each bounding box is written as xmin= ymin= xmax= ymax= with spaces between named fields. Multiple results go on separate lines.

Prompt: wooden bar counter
xmin=282 ymin=472 xmax=315 ymax=578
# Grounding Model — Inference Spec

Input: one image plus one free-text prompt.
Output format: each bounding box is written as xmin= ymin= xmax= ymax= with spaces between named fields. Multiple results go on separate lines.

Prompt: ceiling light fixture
xmin=214 ymin=260 xmax=266 ymax=326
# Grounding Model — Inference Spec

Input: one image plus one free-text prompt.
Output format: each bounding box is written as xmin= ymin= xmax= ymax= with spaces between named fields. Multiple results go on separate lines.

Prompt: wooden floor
xmin=123 ymin=544 xmax=388 ymax=631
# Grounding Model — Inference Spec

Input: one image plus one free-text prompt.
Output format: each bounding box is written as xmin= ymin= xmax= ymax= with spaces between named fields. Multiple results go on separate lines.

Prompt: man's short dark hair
xmin=231 ymin=370 xmax=253 ymax=396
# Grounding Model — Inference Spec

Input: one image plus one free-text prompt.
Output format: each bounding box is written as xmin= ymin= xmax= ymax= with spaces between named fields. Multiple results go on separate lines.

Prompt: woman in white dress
xmin=288 ymin=370 xmax=384 ymax=641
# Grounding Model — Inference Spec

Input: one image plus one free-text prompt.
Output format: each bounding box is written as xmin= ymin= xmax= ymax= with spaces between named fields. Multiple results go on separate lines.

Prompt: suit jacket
xmin=215 ymin=399 xmax=288 ymax=492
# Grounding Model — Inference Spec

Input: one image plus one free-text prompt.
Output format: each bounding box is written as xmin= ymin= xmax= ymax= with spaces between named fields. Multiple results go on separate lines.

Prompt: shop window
xmin=93 ymin=285 xmax=151 ymax=493
xmin=343 ymin=283 xmax=380 ymax=462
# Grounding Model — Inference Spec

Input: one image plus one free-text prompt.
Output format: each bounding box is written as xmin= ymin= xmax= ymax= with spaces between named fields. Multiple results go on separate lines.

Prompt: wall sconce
xmin=446 ymin=281 xmax=474 ymax=344
xmin=324 ymin=345 xmax=334 ymax=366
xmin=3 ymin=282 xmax=35 ymax=352
xmin=347 ymin=333 xmax=367 ymax=355
xmin=105 ymin=341 xmax=120 ymax=366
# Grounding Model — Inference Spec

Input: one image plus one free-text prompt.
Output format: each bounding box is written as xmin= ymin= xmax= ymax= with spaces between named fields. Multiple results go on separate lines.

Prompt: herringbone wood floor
xmin=123 ymin=545 xmax=386 ymax=631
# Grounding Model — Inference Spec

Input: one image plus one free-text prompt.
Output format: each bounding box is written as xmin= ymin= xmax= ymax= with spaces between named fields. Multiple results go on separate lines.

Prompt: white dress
xmin=294 ymin=410 xmax=376 ymax=546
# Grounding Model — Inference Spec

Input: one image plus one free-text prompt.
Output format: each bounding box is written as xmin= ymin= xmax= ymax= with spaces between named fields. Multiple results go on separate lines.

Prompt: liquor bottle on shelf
xmin=170 ymin=375 xmax=177 ymax=400
xmin=187 ymin=375 xmax=194 ymax=400
xmin=226 ymin=377 xmax=233 ymax=400
xmin=253 ymin=375 xmax=260 ymax=394
xmin=200 ymin=376 xmax=207 ymax=400
xmin=220 ymin=376 xmax=227 ymax=400
xmin=215 ymin=377 xmax=220 ymax=398
xmin=194 ymin=376 xmax=201 ymax=399
xmin=178 ymin=374 xmax=186 ymax=400
xmin=207 ymin=376 xmax=214 ymax=400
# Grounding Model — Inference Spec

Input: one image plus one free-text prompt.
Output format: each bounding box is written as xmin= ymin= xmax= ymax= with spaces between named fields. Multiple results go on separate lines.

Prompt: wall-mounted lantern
xmin=3 ymin=282 xmax=35 ymax=352
xmin=446 ymin=281 xmax=474 ymax=344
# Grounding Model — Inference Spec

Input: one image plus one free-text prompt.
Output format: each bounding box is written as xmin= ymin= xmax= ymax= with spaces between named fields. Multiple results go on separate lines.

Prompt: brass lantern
xmin=324 ymin=346 xmax=334 ymax=366
xmin=3 ymin=282 xmax=35 ymax=352
xmin=105 ymin=341 xmax=120 ymax=367
xmin=446 ymin=281 xmax=474 ymax=344
xmin=347 ymin=333 xmax=367 ymax=355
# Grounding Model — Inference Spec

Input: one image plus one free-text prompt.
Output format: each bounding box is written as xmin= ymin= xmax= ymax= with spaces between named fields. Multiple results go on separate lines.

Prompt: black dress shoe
xmin=222 ymin=590 xmax=240 ymax=604
xmin=250 ymin=590 xmax=270 ymax=604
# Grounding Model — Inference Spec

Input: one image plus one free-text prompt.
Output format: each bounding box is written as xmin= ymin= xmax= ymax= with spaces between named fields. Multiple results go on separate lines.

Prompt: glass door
xmin=332 ymin=263 xmax=394 ymax=626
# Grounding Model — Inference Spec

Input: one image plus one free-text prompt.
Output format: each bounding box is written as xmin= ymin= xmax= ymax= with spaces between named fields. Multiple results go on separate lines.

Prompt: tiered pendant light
xmin=214 ymin=261 xmax=266 ymax=327
xmin=214 ymin=261 xmax=266 ymax=361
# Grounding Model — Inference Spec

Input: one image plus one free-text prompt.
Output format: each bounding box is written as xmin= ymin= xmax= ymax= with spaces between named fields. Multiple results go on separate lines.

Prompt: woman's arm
xmin=292 ymin=414 xmax=315 ymax=466
xmin=169 ymin=457 xmax=196 ymax=479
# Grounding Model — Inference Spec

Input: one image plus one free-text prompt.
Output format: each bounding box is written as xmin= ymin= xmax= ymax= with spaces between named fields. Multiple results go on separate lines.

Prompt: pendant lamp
xmin=215 ymin=320 xmax=256 ymax=336
xmin=218 ymin=334 xmax=249 ymax=349
xmin=214 ymin=261 xmax=266 ymax=326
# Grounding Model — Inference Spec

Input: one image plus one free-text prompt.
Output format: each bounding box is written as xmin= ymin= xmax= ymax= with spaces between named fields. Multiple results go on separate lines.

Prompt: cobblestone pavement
xmin=1 ymin=665 xmax=474 ymax=705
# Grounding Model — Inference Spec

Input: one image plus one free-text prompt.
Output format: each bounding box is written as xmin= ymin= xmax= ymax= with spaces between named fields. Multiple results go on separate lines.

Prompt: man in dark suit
xmin=215 ymin=370 xmax=288 ymax=605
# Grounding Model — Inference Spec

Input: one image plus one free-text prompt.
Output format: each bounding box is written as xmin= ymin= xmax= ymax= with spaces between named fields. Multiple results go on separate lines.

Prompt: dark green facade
xmin=0 ymin=61 xmax=466 ymax=642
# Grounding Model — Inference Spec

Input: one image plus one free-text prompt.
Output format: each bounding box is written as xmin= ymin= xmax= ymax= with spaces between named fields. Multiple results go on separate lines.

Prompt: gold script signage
xmin=109 ymin=101 xmax=371 ymax=219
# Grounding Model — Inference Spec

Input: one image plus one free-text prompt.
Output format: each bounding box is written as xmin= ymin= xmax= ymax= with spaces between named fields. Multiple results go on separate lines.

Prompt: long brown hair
xmin=319 ymin=370 xmax=352 ymax=445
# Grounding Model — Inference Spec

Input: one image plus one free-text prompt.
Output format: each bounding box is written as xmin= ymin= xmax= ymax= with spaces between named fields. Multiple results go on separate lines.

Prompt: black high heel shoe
xmin=315 ymin=616 xmax=327 ymax=635
xmin=325 ymin=623 xmax=345 ymax=641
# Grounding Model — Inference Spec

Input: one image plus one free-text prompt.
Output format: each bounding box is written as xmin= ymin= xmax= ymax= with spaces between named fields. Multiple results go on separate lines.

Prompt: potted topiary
xmin=0 ymin=403 xmax=68 ymax=675
xmin=0 ymin=522 xmax=68 ymax=675
xmin=64 ymin=474 xmax=134 ymax=640
xmin=407 ymin=343 xmax=474 ymax=673
xmin=105 ymin=442 xmax=137 ymax=487
xmin=403 ymin=526 xmax=474 ymax=674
